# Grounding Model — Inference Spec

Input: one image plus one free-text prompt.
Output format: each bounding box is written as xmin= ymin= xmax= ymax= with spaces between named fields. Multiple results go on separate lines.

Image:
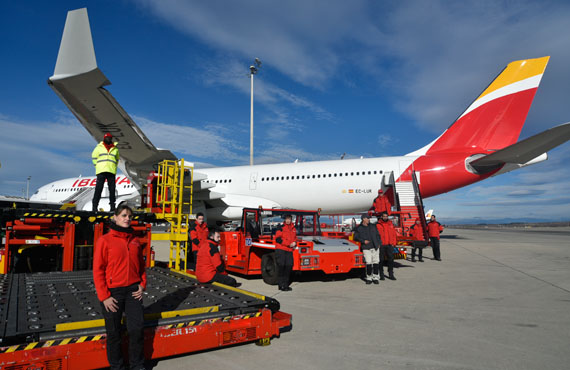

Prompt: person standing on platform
xmin=274 ymin=214 xmax=297 ymax=291
xmin=409 ymin=218 xmax=426 ymax=262
xmin=196 ymin=229 xmax=239 ymax=287
xmin=354 ymin=214 xmax=382 ymax=285
xmin=92 ymin=133 xmax=119 ymax=212
xmin=376 ymin=211 xmax=397 ymax=280
xmin=93 ymin=203 xmax=146 ymax=370
xmin=371 ymin=189 xmax=391 ymax=216
xmin=427 ymin=215 xmax=444 ymax=261
xmin=188 ymin=212 xmax=208 ymax=265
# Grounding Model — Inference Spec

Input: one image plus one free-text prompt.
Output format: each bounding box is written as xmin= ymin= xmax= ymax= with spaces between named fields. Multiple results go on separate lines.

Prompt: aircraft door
xmin=398 ymin=159 xmax=414 ymax=178
xmin=249 ymin=172 xmax=258 ymax=190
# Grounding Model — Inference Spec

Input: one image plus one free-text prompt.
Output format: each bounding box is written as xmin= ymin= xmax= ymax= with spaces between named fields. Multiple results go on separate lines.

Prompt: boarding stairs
xmin=383 ymin=171 xmax=429 ymax=241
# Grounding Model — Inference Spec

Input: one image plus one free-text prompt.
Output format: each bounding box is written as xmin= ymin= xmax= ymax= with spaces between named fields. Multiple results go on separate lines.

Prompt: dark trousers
xmin=93 ymin=172 xmax=116 ymax=211
xmin=380 ymin=245 xmax=395 ymax=274
xmin=430 ymin=237 xmax=441 ymax=259
xmin=101 ymin=284 xmax=144 ymax=370
xmin=275 ymin=249 xmax=293 ymax=289
xmin=412 ymin=241 xmax=427 ymax=260
xmin=207 ymin=273 xmax=238 ymax=287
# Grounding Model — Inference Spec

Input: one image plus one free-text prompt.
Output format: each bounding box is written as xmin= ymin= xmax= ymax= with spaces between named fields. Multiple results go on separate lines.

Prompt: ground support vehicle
xmin=0 ymin=267 xmax=291 ymax=369
xmin=219 ymin=208 xmax=366 ymax=285
xmin=0 ymin=207 xmax=154 ymax=274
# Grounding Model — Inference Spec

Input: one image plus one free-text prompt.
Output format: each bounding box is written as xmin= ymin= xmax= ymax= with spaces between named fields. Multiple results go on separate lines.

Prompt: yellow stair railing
xmin=155 ymin=159 xmax=194 ymax=271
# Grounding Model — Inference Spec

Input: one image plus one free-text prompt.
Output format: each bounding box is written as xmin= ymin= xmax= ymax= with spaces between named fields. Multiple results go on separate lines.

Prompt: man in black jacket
xmin=354 ymin=215 xmax=382 ymax=285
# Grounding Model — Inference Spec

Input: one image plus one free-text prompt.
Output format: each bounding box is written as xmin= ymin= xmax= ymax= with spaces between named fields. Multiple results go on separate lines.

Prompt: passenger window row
xmin=260 ymin=170 xmax=382 ymax=182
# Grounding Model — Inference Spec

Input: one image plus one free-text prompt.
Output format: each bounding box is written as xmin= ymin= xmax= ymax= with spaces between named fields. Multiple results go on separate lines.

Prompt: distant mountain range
xmin=444 ymin=217 xmax=570 ymax=225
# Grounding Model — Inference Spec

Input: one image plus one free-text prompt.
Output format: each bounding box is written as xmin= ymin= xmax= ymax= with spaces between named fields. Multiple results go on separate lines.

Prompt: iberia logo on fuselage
xmin=71 ymin=176 xmax=131 ymax=187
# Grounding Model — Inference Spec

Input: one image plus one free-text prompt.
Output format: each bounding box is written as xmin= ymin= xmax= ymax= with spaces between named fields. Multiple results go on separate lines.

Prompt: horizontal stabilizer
xmin=470 ymin=122 xmax=570 ymax=173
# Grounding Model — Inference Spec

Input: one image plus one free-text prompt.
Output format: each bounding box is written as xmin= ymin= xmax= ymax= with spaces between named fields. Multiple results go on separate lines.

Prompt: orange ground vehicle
xmin=219 ymin=208 xmax=366 ymax=284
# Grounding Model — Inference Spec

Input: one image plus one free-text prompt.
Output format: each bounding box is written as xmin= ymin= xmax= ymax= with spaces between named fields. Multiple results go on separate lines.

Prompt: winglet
xmin=53 ymin=8 xmax=97 ymax=79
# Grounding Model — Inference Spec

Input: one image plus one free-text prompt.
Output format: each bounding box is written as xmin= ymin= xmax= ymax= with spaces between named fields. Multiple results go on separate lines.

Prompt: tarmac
xmin=149 ymin=227 xmax=570 ymax=370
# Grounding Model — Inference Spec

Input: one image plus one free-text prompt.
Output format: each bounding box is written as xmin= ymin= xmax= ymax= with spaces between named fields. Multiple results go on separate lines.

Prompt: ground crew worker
xmin=92 ymin=133 xmax=119 ymax=212
xmin=354 ymin=214 xmax=382 ymax=284
xmin=275 ymin=214 xmax=297 ymax=291
xmin=376 ymin=211 xmax=397 ymax=280
xmin=370 ymin=189 xmax=391 ymax=216
xmin=409 ymin=218 xmax=426 ymax=262
xmin=196 ymin=229 xmax=239 ymax=287
xmin=188 ymin=212 xmax=208 ymax=266
xmin=93 ymin=203 xmax=146 ymax=370
xmin=427 ymin=215 xmax=444 ymax=261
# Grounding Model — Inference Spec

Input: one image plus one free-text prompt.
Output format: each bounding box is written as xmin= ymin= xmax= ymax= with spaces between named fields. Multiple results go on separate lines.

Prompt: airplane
xmin=32 ymin=8 xmax=570 ymax=223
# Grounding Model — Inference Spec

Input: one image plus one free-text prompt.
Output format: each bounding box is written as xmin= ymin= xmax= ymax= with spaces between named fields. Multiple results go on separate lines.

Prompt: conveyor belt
xmin=0 ymin=267 xmax=277 ymax=345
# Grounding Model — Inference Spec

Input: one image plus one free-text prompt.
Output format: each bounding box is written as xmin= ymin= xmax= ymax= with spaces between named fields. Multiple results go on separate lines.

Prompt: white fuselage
xmin=31 ymin=155 xmax=416 ymax=217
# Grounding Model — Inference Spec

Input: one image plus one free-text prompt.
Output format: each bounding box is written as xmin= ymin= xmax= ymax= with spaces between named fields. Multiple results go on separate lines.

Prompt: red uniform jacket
xmin=190 ymin=222 xmax=208 ymax=252
xmin=373 ymin=194 xmax=391 ymax=215
xmin=376 ymin=219 xmax=397 ymax=246
xmin=196 ymin=239 xmax=225 ymax=283
xmin=427 ymin=221 xmax=444 ymax=239
xmin=93 ymin=223 xmax=147 ymax=302
xmin=275 ymin=223 xmax=297 ymax=251
xmin=410 ymin=220 xmax=425 ymax=241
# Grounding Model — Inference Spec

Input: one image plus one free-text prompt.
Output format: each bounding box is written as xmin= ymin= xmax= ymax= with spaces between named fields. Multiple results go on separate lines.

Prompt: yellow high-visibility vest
xmin=91 ymin=142 xmax=120 ymax=175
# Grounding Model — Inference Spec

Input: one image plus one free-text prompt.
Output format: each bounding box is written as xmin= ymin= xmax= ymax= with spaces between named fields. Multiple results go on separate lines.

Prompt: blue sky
xmin=1 ymin=0 xmax=569 ymax=222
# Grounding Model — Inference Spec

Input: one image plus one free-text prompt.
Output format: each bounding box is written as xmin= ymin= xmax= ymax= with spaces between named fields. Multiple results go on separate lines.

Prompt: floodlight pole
xmin=26 ymin=176 xmax=31 ymax=200
xmin=249 ymin=58 xmax=261 ymax=166
xmin=250 ymin=68 xmax=255 ymax=166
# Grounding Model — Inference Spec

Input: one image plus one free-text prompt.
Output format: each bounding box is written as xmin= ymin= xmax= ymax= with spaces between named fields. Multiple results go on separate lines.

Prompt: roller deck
xmin=0 ymin=267 xmax=291 ymax=369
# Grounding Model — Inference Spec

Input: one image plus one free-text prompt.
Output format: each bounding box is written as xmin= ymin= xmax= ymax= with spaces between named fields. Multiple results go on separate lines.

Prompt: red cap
xmin=378 ymin=189 xmax=383 ymax=194
xmin=103 ymin=133 xmax=112 ymax=139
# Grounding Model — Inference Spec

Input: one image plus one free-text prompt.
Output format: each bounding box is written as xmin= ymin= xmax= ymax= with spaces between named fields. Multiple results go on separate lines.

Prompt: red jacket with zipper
xmin=93 ymin=223 xmax=147 ymax=302
xmin=275 ymin=223 xmax=297 ymax=251
xmin=196 ymin=239 xmax=225 ymax=283
xmin=190 ymin=222 xmax=208 ymax=252
xmin=376 ymin=219 xmax=397 ymax=246
xmin=427 ymin=221 xmax=444 ymax=239
xmin=410 ymin=219 xmax=425 ymax=241
xmin=373 ymin=194 xmax=391 ymax=215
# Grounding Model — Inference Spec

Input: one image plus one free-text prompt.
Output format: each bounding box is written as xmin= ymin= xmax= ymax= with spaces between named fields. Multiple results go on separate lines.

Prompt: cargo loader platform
xmin=0 ymin=267 xmax=291 ymax=369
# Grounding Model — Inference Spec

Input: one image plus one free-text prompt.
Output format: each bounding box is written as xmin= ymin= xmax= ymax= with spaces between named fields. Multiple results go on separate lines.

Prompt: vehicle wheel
xmin=261 ymin=253 xmax=279 ymax=285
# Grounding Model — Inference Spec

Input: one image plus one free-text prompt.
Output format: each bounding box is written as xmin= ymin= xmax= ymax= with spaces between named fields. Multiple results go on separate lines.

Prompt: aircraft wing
xmin=48 ymin=8 xmax=180 ymax=187
xmin=469 ymin=122 xmax=570 ymax=174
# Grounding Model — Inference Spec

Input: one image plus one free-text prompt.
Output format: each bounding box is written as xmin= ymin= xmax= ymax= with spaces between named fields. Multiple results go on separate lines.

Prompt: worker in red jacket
xmin=93 ymin=203 xmax=146 ymax=370
xmin=188 ymin=212 xmax=208 ymax=266
xmin=196 ymin=229 xmax=239 ymax=287
xmin=409 ymin=218 xmax=426 ymax=262
xmin=371 ymin=189 xmax=391 ymax=216
xmin=274 ymin=214 xmax=297 ymax=291
xmin=376 ymin=211 xmax=397 ymax=280
xmin=427 ymin=215 xmax=444 ymax=261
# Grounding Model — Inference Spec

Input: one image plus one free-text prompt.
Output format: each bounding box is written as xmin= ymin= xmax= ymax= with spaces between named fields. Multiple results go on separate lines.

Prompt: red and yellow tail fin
xmin=427 ymin=56 xmax=549 ymax=154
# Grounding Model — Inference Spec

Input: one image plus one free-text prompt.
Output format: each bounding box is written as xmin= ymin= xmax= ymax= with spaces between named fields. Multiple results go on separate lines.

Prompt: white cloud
xmin=137 ymin=0 xmax=570 ymax=136
xmin=199 ymin=58 xmax=334 ymax=129
xmin=0 ymin=115 xmax=95 ymax=196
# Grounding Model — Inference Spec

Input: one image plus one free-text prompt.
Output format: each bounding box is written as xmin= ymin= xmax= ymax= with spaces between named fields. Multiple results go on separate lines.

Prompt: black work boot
xmin=379 ymin=271 xmax=385 ymax=281
xmin=388 ymin=272 xmax=396 ymax=281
